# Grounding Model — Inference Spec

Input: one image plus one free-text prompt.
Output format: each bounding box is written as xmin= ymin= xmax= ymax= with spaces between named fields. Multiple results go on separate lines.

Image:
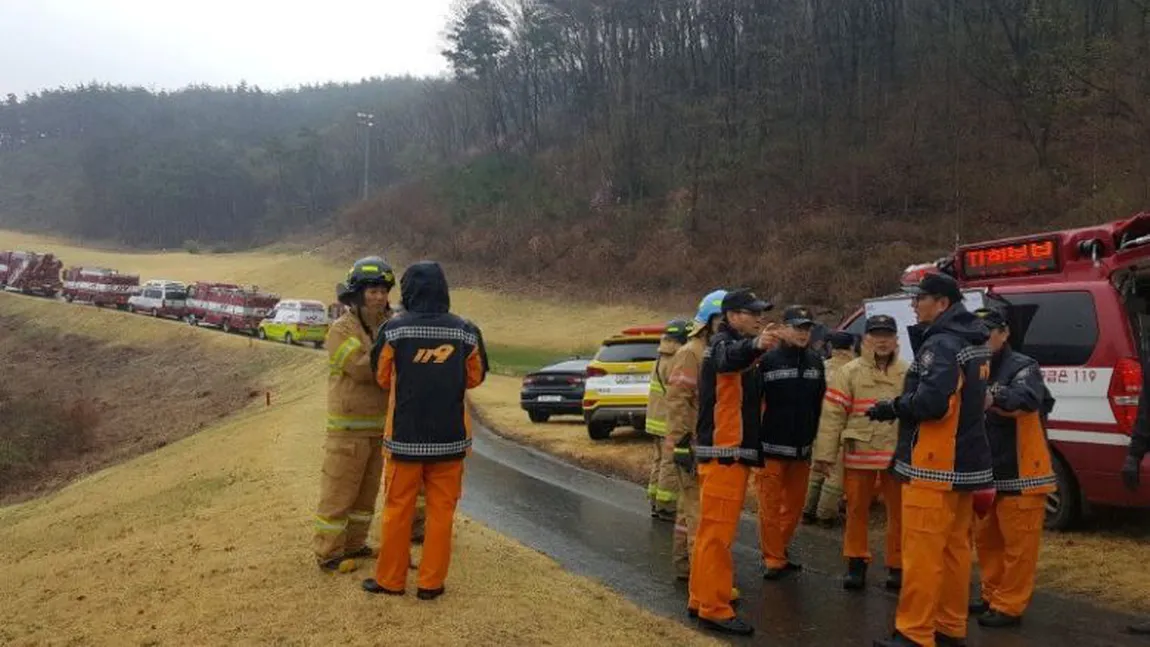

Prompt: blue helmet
xmin=693 ymin=289 xmax=727 ymax=329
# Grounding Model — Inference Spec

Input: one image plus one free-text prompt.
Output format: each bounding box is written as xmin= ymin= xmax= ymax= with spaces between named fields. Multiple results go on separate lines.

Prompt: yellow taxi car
xmin=582 ymin=325 xmax=664 ymax=440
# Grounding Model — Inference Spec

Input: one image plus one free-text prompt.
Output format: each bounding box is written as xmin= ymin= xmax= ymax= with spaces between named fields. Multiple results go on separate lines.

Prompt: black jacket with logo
xmin=371 ymin=262 xmax=487 ymax=462
xmin=759 ymin=344 xmax=826 ymax=460
xmin=893 ymin=303 xmax=994 ymax=491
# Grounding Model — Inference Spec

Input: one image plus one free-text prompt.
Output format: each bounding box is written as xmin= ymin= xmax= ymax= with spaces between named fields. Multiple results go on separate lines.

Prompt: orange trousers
xmin=843 ymin=469 xmax=902 ymax=567
xmin=974 ymin=494 xmax=1045 ymax=617
xmin=688 ymin=462 xmax=748 ymax=621
xmin=756 ymin=459 xmax=810 ymax=569
xmin=895 ymin=486 xmax=974 ymax=646
xmin=375 ymin=458 xmax=465 ymax=592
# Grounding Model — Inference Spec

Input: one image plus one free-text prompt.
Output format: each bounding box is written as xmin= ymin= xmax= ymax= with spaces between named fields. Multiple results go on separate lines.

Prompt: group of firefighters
xmin=643 ymin=273 xmax=1058 ymax=645
xmin=303 ymin=253 xmax=1126 ymax=646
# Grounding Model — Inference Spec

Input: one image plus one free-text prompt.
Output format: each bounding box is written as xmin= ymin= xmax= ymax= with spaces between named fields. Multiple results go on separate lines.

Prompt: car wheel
xmin=64 ymin=294 xmax=74 ymax=303
xmin=528 ymin=410 xmax=551 ymax=424
xmin=222 ymin=320 xmax=232 ymax=334
xmin=257 ymin=328 xmax=267 ymax=341
xmin=313 ymin=341 xmax=324 ymax=350
xmin=587 ymin=420 xmax=614 ymax=440
xmin=1045 ymin=451 xmax=1082 ymax=531
xmin=187 ymin=315 xmax=198 ymax=326
xmin=127 ymin=304 xmax=135 ymax=313
xmin=284 ymin=332 xmax=294 ymax=346
xmin=633 ymin=418 xmax=647 ymax=433
xmin=151 ymin=308 xmax=159 ymax=317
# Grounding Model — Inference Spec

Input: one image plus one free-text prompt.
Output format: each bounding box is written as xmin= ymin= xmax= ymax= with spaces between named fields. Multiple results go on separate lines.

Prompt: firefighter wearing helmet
xmin=312 ymin=256 xmax=424 ymax=571
xmin=667 ymin=291 xmax=740 ymax=605
xmin=645 ymin=318 xmax=691 ymax=521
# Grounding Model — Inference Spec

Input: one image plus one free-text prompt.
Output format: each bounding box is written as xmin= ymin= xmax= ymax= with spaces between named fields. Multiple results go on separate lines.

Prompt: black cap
xmin=903 ymin=273 xmax=963 ymax=302
xmin=827 ymin=331 xmax=855 ymax=350
xmin=783 ymin=305 xmax=815 ymax=327
xmin=865 ymin=314 xmax=899 ymax=333
xmin=974 ymin=308 xmax=1008 ymax=330
xmin=722 ymin=289 xmax=772 ymax=314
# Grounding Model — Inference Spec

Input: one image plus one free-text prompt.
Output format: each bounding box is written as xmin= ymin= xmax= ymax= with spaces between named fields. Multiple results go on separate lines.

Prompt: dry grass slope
xmin=0 ymin=297 xmax=715 ymax=646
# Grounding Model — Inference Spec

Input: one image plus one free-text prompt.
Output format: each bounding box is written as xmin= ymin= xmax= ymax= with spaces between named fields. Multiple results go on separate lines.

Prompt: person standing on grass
xmin=314 ymin=256 xmax=427 ymax=571
xmin=803 ymin=331 xmax=857 ymax=529
xmin=645 ymin=319 xmax=691 ymax=521
xmin=689 ymin=288 xmax=780 ymax=637
xmin=813 ymin=315 xmax=907 ymax=592
xmin=969 ymin=307 xmax=1056 ymax=630
xmin=363 ymin=261 xmax=487 ymax=600
xmin=757 ymin=305 xmax=827 ymax=581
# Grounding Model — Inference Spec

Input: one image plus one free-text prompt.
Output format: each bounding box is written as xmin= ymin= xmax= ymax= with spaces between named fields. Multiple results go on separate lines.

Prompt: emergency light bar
xmin=958 ymin=236 xmax=1060 ymax=279
xmin=620 ymin=325 xmax=668 ymax=336
xmin=899 ymin=262 xmax=941 ymax=286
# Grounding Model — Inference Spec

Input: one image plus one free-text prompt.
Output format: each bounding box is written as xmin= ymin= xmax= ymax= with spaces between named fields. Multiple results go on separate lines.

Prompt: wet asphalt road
xmin=460 ymin=423 xmax=1149 ymax=647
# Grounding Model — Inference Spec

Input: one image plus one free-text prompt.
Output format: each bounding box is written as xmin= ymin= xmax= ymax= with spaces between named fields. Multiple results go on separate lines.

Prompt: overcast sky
xmin=0 ymin=0 xmax=454 ymax=98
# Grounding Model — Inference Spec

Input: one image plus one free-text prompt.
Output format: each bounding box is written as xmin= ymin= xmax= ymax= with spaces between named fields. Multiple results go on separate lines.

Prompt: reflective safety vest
xmin=814 ymin=349 xmax=908 ymax=471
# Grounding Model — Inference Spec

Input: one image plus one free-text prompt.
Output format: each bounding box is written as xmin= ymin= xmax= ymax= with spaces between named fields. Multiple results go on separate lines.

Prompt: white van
xmin=127 ymin=280 xmax=188 ymax=319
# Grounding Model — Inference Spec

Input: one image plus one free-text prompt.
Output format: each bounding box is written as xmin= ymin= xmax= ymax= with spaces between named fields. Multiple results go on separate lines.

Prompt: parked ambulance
xmin=127 ymin=280 xmax=188 ymax=319
xmin=257 ymin=299 xmax=329 ymax=348
xmin=839 ymin=212 xmax=1150 ymax=529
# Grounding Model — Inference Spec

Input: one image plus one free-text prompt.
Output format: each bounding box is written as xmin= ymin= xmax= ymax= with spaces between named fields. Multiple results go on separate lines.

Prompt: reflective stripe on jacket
xmin=814 ymin=349 xmax=908 ymax=471
xmin=326 ymin=309 xmax=388 ymax=435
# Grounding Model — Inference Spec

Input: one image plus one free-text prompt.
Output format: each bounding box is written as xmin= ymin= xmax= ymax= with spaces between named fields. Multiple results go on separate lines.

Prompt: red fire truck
xmin=61 ymin=267 xmax=140 ymax=308
xmin=0 ymin=250 xmax=63 ymax=297
xmin=839 ymin=212 xmax=1150 ymax=529
xmin=184 ymin=282 xmax=279 ymax=335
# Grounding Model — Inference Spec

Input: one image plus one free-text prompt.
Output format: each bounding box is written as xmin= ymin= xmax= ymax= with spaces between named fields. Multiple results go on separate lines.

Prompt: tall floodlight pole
xmin=356 ymin=111 xmax=375 ymax=201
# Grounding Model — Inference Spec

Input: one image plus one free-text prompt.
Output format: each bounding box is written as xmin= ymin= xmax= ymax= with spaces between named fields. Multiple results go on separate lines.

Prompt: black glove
xmin=867 ymin=400 xmax=899 ymax=422
xmin=1122 ymin=454 xmax=1141 ymax=491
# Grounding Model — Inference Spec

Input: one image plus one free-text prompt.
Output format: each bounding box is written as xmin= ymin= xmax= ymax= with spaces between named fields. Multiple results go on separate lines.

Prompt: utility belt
xmin=673 ymin=433 xmax=695 ymax=474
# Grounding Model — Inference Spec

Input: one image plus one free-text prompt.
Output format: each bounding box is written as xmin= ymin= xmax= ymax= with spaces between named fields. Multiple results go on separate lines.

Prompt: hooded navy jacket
xmin=371 ymin=262 xmax=487 ymax=462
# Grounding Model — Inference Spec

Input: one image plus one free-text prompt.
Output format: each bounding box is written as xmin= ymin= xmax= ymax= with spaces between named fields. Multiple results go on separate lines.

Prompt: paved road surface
xmin=461 ymin=424 xmax=1147 ymax=647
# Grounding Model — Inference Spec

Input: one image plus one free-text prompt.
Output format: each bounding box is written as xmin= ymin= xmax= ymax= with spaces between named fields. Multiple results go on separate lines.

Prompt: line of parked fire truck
xmin=0 ymin=249 xmax=333 ymax=347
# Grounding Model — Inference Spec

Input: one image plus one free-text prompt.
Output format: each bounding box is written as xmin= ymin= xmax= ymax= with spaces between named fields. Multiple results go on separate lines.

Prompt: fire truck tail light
xmin=1108 ymin=357 xmax=1142 ymax=435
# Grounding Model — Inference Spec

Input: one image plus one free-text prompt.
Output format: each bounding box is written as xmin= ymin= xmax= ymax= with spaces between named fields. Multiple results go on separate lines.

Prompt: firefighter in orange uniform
xmin=869 ymin=273 xmax=994 ymax=647
xmin=814 ymin=314 xmax=908 ymax=591
xmin=757 ymin=305 xmax=826 ymax=580
xmin=313 ymin=256 xmax=400 ymax=571
xmin=688 ymin=288 xmax=782 ymax=637
xmin=970 ymin=307 xmax=1056 ymax=628
xmin=362 ymin=261 xmax=487 ymax=599
xmin=803 ymin=331 xmax=857 ymax=528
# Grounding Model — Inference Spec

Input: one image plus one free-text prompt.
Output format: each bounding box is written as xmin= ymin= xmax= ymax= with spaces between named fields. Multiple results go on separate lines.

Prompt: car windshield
xmin=595 ymin=341 xmax=659 ymax=363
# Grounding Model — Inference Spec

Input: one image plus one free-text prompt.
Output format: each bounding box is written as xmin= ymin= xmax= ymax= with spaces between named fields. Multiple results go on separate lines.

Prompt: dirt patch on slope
xmin=0 ymin=312 xmax=267 ymax=503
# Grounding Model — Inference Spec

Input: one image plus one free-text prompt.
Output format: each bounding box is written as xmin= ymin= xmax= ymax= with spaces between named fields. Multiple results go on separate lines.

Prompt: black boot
xmin=801 ymin=510 xmax=818 ymax=525
xmin=885 ymin=567 xmax=902 ymax=591
xmin=843 ymin=558 xmax=868 ymax=591
xmin=417 ymin=586 xmax=446 ymax=600
xmin=934 ymin=632 xmax=967 ymax=646
xmin=872 ymin=631 xmax=921 ymax=646
xmin=362 ymin=579 xmax=404 ymax=595
xmin=968 ymin=598 xmax=990 ymax=615
xmin=1127 ymin=621 xmax=1150 ymax=635
xmin=978 ymin=610 xmax=1022 ymax=628
xmin=698 ymin=615 xmax=754 ymax=636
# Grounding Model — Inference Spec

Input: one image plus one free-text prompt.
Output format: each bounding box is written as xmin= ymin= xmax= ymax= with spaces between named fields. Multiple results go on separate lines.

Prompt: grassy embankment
xmin=0 ymin=295 xmax=715 ymax=646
